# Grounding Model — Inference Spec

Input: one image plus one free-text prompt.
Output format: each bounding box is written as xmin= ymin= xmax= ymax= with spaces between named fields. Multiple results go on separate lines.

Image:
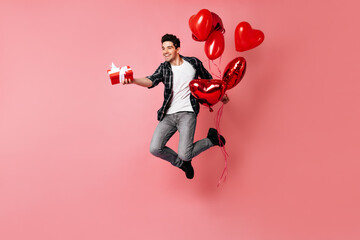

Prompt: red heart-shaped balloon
xmin=222 ymin=57 xmax=246 ymax=90
xmin=211 ymin=12 xmax=225 ymax=33
xmin=204 ymin=31 xmax=225 ymax=60
xmin=235 ymin=21 xmax=264 ymax=52
xmin=189 ymin=9 xmax=213 ymax=41
xmin=189 ymin=79 xmax=226 ymax=108
xmin=192 ymin=33 xmax=201 ymax=42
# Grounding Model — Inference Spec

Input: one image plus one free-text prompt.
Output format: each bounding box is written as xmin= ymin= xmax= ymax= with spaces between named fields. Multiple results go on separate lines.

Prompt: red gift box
xmin=107 ymin=63 xmax=133 ymax=85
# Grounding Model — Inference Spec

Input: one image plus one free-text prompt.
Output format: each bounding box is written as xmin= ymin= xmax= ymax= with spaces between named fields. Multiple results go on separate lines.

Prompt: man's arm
xmin=122 ymin=77 xmax=152 ymax=87
xmin=122 ymin=64 xmax=164 ymax=88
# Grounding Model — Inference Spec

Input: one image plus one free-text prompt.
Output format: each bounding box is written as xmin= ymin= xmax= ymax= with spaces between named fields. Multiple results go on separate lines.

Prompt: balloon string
xmin=208 ymin=60 xmax=212 ymax=76
xmin=219 ymin=56 xmax=222 ymax=76
xmin=215 ymin=103 xmax=229 ymax=187
xmin=212 ymin=56 xmax=222 ymax=79
xmin=208 ymin=58 xmax=222 ymax=80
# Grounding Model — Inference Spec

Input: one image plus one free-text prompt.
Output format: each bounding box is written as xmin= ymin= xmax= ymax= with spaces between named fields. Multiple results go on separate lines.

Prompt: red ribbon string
xmin=207 ymin=57 xmax=228 ymax=186
xmin=208 ymin=59 xmax=211 ymax=75
xmin=215 ymin=103 xmax=229 ymax=187
xmin=208 ymin=58 xmax=223 ymax=80
xmin=211 ymin=56 xmax=222 ymax=80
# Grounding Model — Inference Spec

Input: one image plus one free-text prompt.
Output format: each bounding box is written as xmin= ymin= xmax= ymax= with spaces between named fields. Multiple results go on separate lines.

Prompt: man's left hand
xmin=221 ymin=94 xmax=230 ymax=104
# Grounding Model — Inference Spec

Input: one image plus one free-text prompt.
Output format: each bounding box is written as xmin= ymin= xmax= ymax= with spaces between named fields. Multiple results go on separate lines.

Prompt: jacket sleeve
xmin=146 ymin=64 xmax=164 ymax=89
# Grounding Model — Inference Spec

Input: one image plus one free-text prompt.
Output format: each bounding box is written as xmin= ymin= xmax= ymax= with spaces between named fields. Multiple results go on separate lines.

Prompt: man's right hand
xmin=122 ymin=77 xmax=153 ymax=88
xmin=122 ymin=77 xmax=133 ymax=85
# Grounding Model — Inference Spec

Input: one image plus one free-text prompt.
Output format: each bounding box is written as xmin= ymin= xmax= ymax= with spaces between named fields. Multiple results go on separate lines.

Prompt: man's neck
xmin=170 ymin=55 xmax=183 ymax=66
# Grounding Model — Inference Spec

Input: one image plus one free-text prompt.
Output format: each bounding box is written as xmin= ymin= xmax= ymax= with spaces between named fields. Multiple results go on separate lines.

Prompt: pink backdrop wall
xmin=1 ymin=0 xmax=359 ymax=239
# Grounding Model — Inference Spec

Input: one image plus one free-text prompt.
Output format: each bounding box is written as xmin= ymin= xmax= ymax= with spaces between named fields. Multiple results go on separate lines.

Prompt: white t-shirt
xmin=166 ymin=60 xmax=196 ymax=114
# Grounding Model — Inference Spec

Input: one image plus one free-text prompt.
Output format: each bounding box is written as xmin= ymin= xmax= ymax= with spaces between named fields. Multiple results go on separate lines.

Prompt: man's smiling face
xmin=162 ymin=41 xmax=179 ymax=63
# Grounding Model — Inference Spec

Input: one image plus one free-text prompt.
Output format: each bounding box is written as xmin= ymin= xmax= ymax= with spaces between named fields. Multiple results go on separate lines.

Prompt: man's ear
xmin=176 ymin=47 xmax=181 ymax=53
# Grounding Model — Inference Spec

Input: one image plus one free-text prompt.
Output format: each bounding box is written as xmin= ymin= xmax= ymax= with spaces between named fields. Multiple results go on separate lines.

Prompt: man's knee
xmin=149 ymin=144 xmax=161 ymax=157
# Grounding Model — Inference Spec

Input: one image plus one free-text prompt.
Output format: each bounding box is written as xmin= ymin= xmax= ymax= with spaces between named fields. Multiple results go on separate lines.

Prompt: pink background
xmin=1 ymin=0 xmax=359 ymax=239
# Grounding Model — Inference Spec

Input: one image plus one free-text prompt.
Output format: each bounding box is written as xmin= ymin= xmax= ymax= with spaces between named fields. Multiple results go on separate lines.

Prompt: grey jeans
xmin=149 ymin=111 xmax=214 ymax=167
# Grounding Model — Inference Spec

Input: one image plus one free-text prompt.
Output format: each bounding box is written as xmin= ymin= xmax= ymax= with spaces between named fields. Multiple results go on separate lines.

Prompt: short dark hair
xmin=161 ymin=34 xmax=180 ymax=49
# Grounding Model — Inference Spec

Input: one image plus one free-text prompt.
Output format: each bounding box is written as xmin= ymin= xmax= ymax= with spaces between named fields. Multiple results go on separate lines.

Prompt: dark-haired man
xmin=122 ymin=34 xmax=229 ymax=179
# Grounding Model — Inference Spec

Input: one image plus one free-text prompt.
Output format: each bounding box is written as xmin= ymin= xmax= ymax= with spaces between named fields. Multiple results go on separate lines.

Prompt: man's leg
xmin=177 ymin=112 xmax=214 ymax=161
xmin=149 ymin=114 xmax=182 ymax=167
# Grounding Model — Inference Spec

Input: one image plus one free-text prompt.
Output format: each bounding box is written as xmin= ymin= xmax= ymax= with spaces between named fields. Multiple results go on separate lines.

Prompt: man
xmin=122 ymin=34 xmax=229 ymax=179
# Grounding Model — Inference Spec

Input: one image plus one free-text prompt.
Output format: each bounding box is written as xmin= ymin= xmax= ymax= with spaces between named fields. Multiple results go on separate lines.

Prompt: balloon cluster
xmin=188 ymin=9 xmax=264 ymax=110
xmin=189 ymin=9 xmax=225 ymax=60
xmin=189 ymin=57 xmax=246 ymax=111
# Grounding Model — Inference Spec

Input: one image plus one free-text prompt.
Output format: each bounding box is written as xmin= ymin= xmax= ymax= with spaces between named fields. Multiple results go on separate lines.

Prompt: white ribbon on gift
xmin=108 ymin=62 xmax=120 ymax=74
xmin=119 ymin=66 xmax=132 ymax=83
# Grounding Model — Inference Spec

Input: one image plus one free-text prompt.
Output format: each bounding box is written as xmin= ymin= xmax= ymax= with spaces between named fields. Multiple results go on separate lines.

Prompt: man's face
xmin=162 ymin=41 xmax=179 ymax=62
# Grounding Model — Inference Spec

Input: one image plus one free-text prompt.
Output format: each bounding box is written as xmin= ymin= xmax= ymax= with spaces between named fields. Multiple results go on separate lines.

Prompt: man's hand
xmin=221 ymin=94 xmax=230 ymax=104
xmin=122 ymin=77 xmax=133 ymax=85
xmin=122 ymin=77 xmax=153 ymax=88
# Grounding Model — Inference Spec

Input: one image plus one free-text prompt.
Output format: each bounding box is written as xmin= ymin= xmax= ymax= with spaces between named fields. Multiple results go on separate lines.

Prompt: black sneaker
xmin=207 ymin=128 xmax=226 ymax=147
xmin=179 ymin=160 xmax=194 ymax=179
